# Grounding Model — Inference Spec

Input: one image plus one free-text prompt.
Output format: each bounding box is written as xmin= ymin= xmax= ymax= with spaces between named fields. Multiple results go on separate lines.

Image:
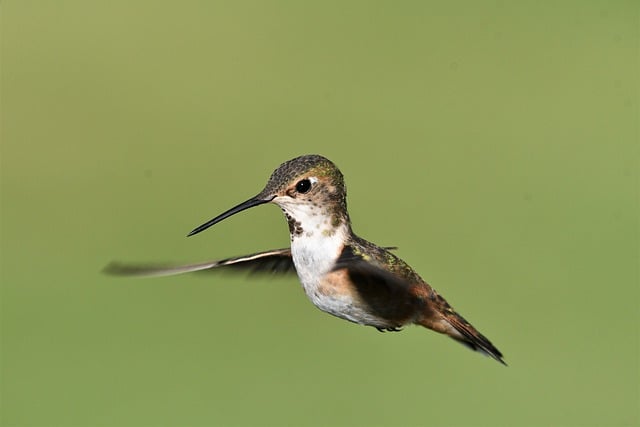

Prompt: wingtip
xmin=101 ymin=261 xmax=175 ymax=277
xmin=102 ymin=261 xmax=129 ymax=276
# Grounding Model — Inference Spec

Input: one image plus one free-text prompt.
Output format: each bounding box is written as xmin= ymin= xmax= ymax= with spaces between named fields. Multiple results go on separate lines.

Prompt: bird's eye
xmin=295 ymin=179 xmax=312 ymax=194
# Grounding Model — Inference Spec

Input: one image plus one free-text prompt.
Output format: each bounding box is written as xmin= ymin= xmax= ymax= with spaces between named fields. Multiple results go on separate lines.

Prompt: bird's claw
xmin=376 ymin=326 xmax=403 ymax=333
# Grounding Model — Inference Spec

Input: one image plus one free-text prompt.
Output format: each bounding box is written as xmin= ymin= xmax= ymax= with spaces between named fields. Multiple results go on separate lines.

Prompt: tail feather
xmin=418 ymin=293 xmax=506 ymax=365
xmin=444 ymin=314 xmax=506 ymax=365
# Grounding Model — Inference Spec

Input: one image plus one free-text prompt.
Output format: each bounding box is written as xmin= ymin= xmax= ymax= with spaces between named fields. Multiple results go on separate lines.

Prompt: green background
xmin=1 ymin=2 xmax=638 ymax=426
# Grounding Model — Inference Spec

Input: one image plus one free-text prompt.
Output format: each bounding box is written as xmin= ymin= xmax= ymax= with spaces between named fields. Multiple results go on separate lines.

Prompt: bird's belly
xmin=298 ymin=269 xmax=391 ymax=328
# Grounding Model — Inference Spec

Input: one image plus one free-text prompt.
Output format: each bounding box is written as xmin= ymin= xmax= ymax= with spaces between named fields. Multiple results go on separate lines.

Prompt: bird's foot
xmin=376 ymin=327 xmax=403 ymax=333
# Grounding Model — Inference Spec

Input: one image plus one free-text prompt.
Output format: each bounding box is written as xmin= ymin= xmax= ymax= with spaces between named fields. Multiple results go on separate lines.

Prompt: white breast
xmin=292 ymin=231 xmax=389 ymax=326
xmin=290 ymin=226 xmax=346 ymax=290
xmin=292 ymin=227 xmax=373 ymax=323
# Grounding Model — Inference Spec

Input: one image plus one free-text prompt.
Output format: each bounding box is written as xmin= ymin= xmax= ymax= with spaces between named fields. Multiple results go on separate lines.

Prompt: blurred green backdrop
xmin=1 ymin=2 xmax=638 ymax=426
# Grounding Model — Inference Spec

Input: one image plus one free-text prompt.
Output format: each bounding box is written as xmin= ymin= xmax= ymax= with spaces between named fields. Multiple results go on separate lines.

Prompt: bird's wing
xmin=104 ymin=248 xmax=295 ymax=278
xmin=332 ymin=244 xmax=422 ymax=324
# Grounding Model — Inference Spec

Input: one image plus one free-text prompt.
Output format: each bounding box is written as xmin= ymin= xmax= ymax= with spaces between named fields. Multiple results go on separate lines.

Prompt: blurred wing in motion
xmin=104 ymin=248 xmax=295 ymax=277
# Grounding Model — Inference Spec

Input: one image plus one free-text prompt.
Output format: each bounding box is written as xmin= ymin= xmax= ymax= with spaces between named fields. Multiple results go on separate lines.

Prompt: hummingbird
xmin=106 ymin=154 xmax=505 ymax=365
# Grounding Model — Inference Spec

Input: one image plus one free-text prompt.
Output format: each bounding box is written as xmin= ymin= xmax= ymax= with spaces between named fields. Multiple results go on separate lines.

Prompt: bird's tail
xmin=418 ymin=295 xmax=506 ymax=365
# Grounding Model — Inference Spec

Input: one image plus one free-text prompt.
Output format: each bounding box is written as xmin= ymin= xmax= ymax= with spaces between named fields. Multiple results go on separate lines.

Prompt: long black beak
xmin=187 ymin=195 xmax=274 ymax=237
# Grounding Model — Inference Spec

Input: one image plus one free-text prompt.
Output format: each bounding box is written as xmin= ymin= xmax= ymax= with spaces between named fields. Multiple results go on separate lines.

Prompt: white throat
xmin=275 ymin=199 xmax=348 ymax=289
